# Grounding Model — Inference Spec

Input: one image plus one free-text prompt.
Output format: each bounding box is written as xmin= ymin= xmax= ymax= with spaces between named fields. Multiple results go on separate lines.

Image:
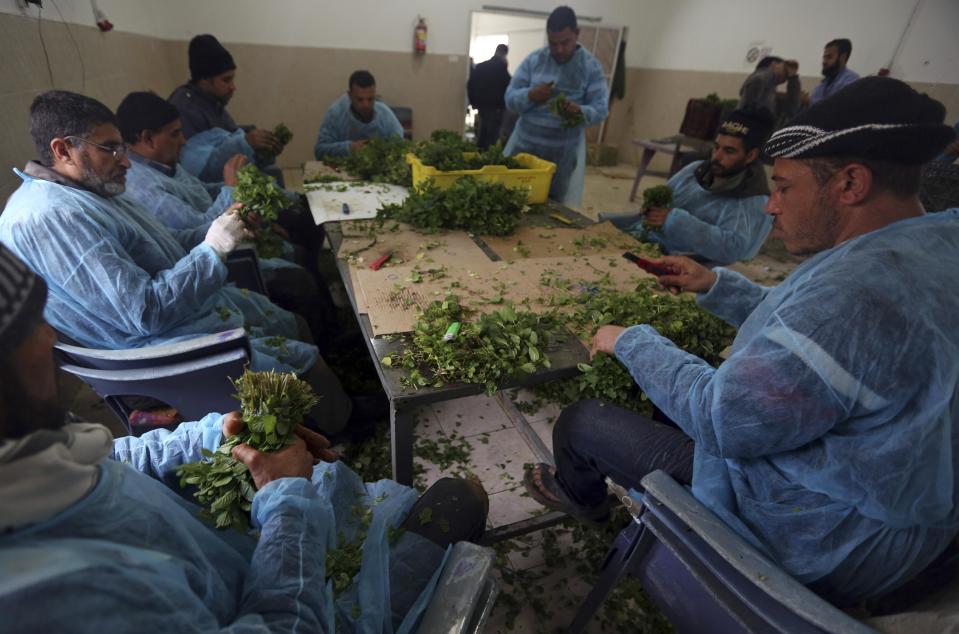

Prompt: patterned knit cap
xmin=765 ymin=76 xmax=955 ymax=164
xmin=0 ymin=244 xmax=47 ymax=355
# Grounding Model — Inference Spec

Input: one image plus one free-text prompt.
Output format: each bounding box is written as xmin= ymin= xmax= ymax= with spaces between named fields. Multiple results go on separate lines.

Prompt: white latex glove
xmin=204 ymin=211 xmax=246 ymax=257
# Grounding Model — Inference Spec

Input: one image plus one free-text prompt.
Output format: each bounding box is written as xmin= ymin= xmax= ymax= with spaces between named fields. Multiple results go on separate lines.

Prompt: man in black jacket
xmin=468 ymin=44 xmax=511 ymax=149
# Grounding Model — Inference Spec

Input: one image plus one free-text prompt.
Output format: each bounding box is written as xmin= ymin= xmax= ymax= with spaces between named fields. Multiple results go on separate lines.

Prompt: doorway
xmin=465 ymin=10 xmax=625 ymax=146
xmin=466 ymin=11 xmax=546 ymax=140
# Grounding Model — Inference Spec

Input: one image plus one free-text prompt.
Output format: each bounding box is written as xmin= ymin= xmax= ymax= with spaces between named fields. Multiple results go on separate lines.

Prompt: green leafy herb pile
xmin=642 ymin=185 xmax=673 ymax=210
xmin=425 ymin=128 xmax=475 ymax=151
xmin=321 ymin=128 xmax=521 ymax=185
xmin=379 ymin=176 xmax=528 ymax=236
xmin=176 ymin=370 xmax=319 ymax=531
xmin=255 ymin=122 xmax=293 ymax=165
xmin=417 ymin=140 xmax=522 ymax=172
xmin=381 ymin=295 xmax=561 ymax=394
xmin=536 ymin=280 xmax=734 ymax=413
xmin=324 ymin=136 xmax=414 ymax=186
xmin=641 ymin=184 xmax=674 ymax=234
xmin=548 ymin=93 xmax=586 ymax=129
xmin=232 ymin=164 xmax=289 ymax=258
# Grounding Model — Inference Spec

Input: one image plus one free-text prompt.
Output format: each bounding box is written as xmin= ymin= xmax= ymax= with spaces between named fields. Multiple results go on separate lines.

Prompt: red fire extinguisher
xmin=414 ymin=17 xmax=427 ymax=55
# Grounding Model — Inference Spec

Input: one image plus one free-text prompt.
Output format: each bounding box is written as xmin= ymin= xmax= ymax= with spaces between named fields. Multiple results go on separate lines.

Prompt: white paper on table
xmin=304 ymin=182 xmax=408 ymax=225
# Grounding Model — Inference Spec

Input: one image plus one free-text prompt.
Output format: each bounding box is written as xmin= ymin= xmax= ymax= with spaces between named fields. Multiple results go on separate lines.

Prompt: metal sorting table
xmin=325 ymin=204 xmax=594 ymax=542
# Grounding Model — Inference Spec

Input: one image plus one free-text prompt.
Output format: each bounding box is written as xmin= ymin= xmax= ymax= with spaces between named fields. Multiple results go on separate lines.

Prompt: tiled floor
xmin=408 ymin=390 xmax=640 ymax=633
xmin=413 ymin=393 xmax=551 ymax=523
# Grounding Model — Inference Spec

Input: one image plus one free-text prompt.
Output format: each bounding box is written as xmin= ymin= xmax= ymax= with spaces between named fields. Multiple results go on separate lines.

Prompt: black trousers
xmin=476 ymin=108 xmax=505 ymax=150
xmin=264 ymin=265 xmax=338 ymax=353
xmin=553 ymin=399 xmax=695 ymax=506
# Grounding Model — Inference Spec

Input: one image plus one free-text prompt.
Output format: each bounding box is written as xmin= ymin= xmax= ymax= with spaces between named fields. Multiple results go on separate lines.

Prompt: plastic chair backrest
xmin=226 ymin=247 xmax=267 ymax=295
xmin=54 ymin=329 xmax=250 ymax=370
xmin=391 ymin=106 xmax=414 ymax=140
xmin=635 ymin=471 xmax=876 ymax=634
xmin=59 ymin=347 xmax=249 ymax=430
xmin=920 ymin=161 xmax=959 ymax=213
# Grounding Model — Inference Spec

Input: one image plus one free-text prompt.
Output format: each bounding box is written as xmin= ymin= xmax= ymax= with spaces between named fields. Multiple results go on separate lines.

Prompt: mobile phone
xmin=622 ymin=252 xmax=672 ymax=276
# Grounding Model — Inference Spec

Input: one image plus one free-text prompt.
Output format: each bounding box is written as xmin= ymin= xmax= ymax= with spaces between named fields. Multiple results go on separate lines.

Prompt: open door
xmin=577 ymin=24 xmax=624 ymax=144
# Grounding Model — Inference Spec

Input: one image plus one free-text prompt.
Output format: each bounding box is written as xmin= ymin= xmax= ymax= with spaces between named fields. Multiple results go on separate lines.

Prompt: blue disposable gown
xmin=624 ymin=161 xmax=773 ymax=264
xmin=180 ymin=128 xmax=256 ymax=184
xmin=123 ymin=158 xmax=300 ymax=279
xmin=504 ymin=45 xmax=608 ymax=207
xmin=612 ymin=210 xmax=959 ymax=605
xmin=125 ymin=159 xmax=234 ymax=231
xmin=0 ymin=415 xmax=446 ymax=633
xmin=0 ymin=169 xmax=317 ymax=374
xmin=314 ymin=94 xmax=405 ymax=159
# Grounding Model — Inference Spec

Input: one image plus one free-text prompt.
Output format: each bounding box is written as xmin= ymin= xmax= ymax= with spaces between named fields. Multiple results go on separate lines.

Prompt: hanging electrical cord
xmin=36 ymin=4 xmax=55 ymax=88
xmin=50 ymin=0 xmax=86 ymax=93
xmin=886 ymin=0 xmax=923 ymax=75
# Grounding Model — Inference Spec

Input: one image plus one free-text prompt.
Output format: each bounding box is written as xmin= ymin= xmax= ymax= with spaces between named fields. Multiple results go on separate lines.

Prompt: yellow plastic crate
xmin=406 ymin=152 xmax=556 ymax=204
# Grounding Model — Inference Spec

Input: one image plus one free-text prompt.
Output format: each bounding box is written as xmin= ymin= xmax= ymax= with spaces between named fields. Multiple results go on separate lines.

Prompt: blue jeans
xmin=597 ymin=210 xmax=641 ymax=229
xmin=553 ymin=399 xmax=694 ymax=507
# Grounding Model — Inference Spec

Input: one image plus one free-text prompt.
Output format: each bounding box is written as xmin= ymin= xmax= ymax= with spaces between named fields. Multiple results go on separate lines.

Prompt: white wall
xmin=629 ymin=0 xmax=959 ymax=83
xmin=0 ymin=0 xmax=172 ymax=37
xmin=0 ymin=0 xmax=649 ymax=64
xmin=3 ymin=0 xmax=955 ymax=84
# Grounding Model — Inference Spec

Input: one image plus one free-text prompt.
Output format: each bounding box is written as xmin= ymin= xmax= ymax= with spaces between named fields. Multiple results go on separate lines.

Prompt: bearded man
xmin=605 ymin=107 xmax=775 ymax=264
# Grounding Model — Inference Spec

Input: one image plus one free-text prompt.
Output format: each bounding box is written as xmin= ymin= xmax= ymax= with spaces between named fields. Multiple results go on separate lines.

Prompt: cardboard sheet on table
xmin=340 ymin=226 xmax=491 ymax=315
xmin=337 ymin=225 xmax=488 ymax=269
xmin=355 ymin=252 xmax=656 ymax=335
xmin=480 ymin=221 xmax=647 ymax=261
xmin=305 ymin=182 xmax=408 ymax=225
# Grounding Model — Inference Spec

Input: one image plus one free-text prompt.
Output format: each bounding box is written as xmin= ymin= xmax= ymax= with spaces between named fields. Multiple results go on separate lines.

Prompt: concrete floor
xmin=66 ymin=163 xmax=805 ymax=633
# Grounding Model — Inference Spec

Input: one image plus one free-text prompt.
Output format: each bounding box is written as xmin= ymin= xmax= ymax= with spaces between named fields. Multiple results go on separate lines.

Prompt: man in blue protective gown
xmin=119 ymin=91 xmax=243 ymax=230
xmin=0 ymin=90 xmax=354 ymax=436
xmin=503 ymin=6 xmax=609 ymax=207
xmin=523 ymin=77 xmax=959 ymax=609
xmin=314 ymin=70 xmax=405 ymax=159
xmin=0 ymin=244 xmax=489 ymax=633
xmin=117 ymin=91 xmax=339 ymax=351
xmin=602 ymin=107 xmax=775 ymax=265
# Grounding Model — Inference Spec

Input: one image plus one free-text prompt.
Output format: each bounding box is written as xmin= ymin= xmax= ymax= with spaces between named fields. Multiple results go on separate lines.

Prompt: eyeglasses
xmin=65 ymin=136 xmax=128 ymax=160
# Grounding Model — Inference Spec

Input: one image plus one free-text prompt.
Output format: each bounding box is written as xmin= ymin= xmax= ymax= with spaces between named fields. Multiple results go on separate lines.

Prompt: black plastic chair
xmin=225 ymin=247 xmax=268 ymax=295
xmin=55 ymin=329 xmax=251 ymax=435
xmin=920 ymin=162 xmax=959 ymax=213
xmin=391 ymin=106 xmax=414 ymax=140
xmin=570 ymin=471 xmax=877 ymax=633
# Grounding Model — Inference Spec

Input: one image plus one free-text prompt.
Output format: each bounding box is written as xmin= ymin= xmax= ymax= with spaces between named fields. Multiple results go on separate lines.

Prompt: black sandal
xmin=522 ymin=463 xmax=610 ymax=526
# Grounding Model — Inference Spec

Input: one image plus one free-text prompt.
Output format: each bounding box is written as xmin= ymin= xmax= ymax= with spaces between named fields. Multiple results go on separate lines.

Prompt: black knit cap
xmin=717 ymin=107 xmax=775 ymax=151
xmin=188 ymin=34 xmax=236 ymax=82
xmin=765 ymin=76 xmax=956 ymax=164
xmin=0 ymin=244 xmax=48 ymax=356
xmin=116 ymin=91 xmax=181 ymax=144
